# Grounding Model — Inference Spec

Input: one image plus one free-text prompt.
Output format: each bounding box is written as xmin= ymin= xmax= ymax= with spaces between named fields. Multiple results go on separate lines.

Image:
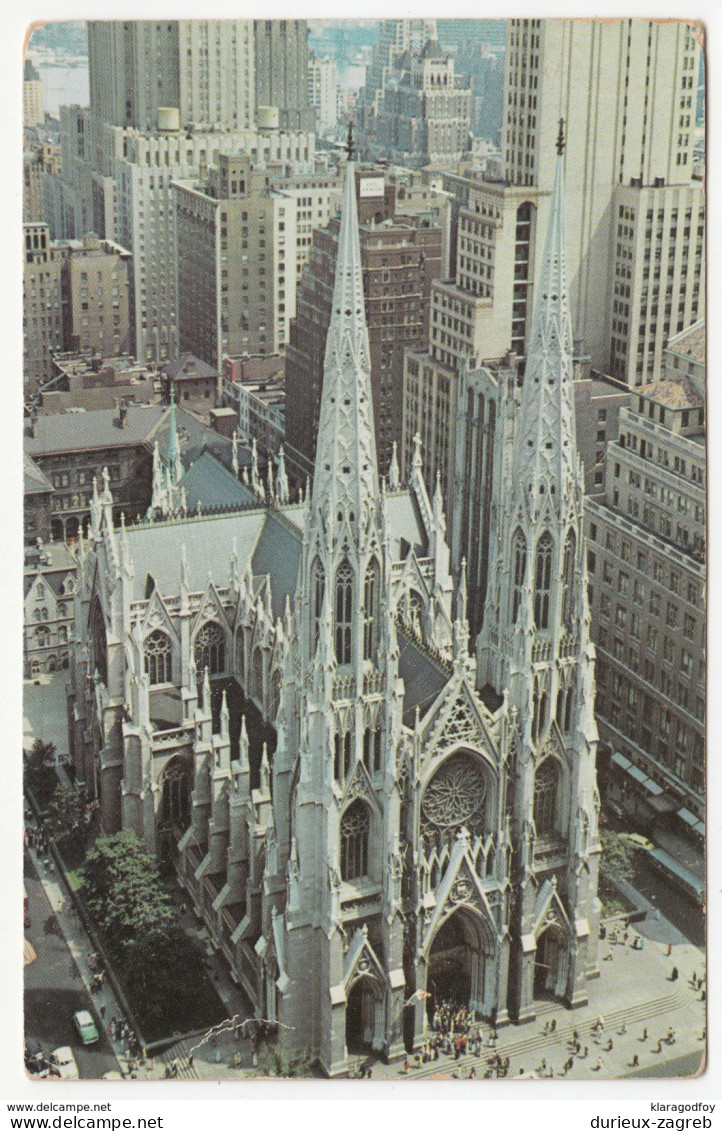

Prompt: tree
xmin=599 ymin=829 xmax=637 ymax=885
xmin=123 ymin=925 xmax=210 ymax=1031
xmin=79 ymin=831 xmax=174 ymax=960
xmin=24 ymin=738 xmax=59 ymax=806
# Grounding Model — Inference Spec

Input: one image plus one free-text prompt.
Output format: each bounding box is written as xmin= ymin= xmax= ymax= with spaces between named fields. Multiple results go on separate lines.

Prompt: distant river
xmin=37 ymin=62 xmax=89 ymax=115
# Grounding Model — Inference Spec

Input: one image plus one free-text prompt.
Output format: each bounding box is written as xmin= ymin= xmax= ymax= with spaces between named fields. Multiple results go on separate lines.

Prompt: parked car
xmin=73 ymin=1010 xmax=100 ymax=1046
xmin=24 ymin=1038 xmax=48 ymax=1077
xmin=618 ymin=832 xmax=655 ymax=852
xmin=49 ymin=1047 xmax=79 ymax=1080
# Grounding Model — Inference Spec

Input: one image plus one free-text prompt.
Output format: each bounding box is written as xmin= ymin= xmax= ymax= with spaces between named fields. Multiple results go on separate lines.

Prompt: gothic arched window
xmin=561 ymin=528 xmax=576 ymax=629
xmin=270 ymin=667 xmax=282 ymax=721
xmin=534 ymin=758 xmax=559 ymax=836
xmin=534 ymin=531 xmax=553 ymax=630
xmin=160 ymin=755 xmax=191 ymax=832
xmin=311 ymin=557 xmax=324 ymax=651
xmin=145 ymin=629 xmax=172 ymax=685
xmin=334 ymin=559 xmax=353 ymax=664
xmin=511 ymin=528 xmax=527 ymax=624
xmin=340 ymin=800 xmax=370 ymax=881
xmin=252 ymin=647 xmax=264 ymax=701
xmin=363 ymin=558 xmax=380 ymax=660
xmin=91 ymin=600 xmax=107 ymax=684
xmin=194 ymin=621 xmax=225 ymax=676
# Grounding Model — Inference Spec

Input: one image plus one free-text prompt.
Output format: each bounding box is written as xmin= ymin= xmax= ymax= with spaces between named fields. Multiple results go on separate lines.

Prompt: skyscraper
xmin=254 ymin=19 xmax=315 ymax=131
xmin=503 ymin=18 xmax=702 ymax=370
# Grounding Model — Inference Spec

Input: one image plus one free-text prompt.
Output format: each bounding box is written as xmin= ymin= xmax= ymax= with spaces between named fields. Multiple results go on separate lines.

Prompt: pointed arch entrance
xmin=533 ymin=922 xmax=569 ymax=1001
xmin=157 ymin=754 xmax=192 ymax=864
xmin=345 ymin=976 xmax=384 ymax=1055
xmin=427 ymin=906 xmax=495 ymax=1017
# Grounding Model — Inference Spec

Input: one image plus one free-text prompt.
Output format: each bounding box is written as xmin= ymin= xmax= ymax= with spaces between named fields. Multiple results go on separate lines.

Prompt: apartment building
xmin=585 ymin=326 xmax=706 ymax=822
xmin=174 ymin=154 xmax=298 ymax=366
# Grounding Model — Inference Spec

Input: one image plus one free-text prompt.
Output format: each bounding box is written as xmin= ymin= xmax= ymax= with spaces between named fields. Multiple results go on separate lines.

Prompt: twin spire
xmin=513 ymin=119 xmax=577 ymax=515
xmin=311 ymin=139 xmax=379 ymax=533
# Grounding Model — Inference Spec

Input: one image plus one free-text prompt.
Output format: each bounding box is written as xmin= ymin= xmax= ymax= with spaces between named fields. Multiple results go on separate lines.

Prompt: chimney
xmin=116 ymin=398 xmax=128 ymax=429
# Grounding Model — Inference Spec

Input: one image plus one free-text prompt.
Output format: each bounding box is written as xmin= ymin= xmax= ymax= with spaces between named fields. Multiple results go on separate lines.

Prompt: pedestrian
xmin=654 ymin=1039 xmax=663 ymax=1053
xmin=603 ymin=950 xmax=614 ymax=961
xmin=631 ymin=1054 xmax=639 ymax=1067
xmin=550 ymin=1019 xmax=556 ymax=1033
xmin=582 ymin=1046 xmax=589 ymax=1059
xmin=187 ymin=1053 xmax=194 ymax=1069
xmin=100 ymin=1004 xmax=106 ymax=1019
xmin=670 ymin=966 xmax=678 ymax=981
xmin=640 ymin=1027 xmax=648 ymax=1042
xmin=592 ymin=1058 xmax=603 ymax=1072
xmin=605 ymin=1038 xmax=613 ymax=1052
xmin=617 ymin=1023 xmax=626 ymax=1035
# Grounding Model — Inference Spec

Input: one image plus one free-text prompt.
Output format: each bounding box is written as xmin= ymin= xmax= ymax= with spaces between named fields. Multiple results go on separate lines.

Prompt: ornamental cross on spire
xmin=556 ymin=117 xmax=565 ymax=155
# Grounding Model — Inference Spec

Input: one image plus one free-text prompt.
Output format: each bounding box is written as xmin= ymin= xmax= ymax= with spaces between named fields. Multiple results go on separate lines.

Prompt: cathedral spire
xmin=311 ymin=144 xmax=378 ymax=529
xmin=513 ymin=121 xmax=576 ymax=515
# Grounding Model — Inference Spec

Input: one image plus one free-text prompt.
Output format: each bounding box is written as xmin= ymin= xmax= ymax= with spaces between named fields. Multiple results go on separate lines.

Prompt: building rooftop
xmin=178 ymin=450 xmax=256 ymax=512
xmin=636 ymin=377 xmax=705 ymax=410
xmin=166 ymin=353 xmax=219 ymax=382
xmin=666 ymin=319 xmax=706 ymax=366
xmin=24 ymin=454 xmax=54 ymax=495
xmin=25 ymin=405 xmax=166 ymax=455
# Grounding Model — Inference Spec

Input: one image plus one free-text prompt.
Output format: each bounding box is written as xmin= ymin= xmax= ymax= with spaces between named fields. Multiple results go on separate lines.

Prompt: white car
xmin=50 ymin=1047 xmax=79 ymax=1080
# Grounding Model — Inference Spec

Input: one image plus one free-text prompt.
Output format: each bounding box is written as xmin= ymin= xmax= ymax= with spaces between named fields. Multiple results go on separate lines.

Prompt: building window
xmin=340 ymin=800 xmax=370 ymax=881
xmin=194 ymin=620 xmax=225 ymax=676
xmin=311 ymin=557 xmax=324 ymax=651
xmin=335 ymin=559 xmax=353 ymax=664
xmin=533 ymin=758 xmax=559 ymax=836
xmin=561 ymin=528 xmax=576 ymax=628
xmin=511 ymin=528 xmax=527 ymax=624
xmin=144 ymin=629 xmax=172 ymax=685
xmin=534 ymin=531 xmax=553 ymax=629
xmin=363 ymin=558 xmax=379 ymax=660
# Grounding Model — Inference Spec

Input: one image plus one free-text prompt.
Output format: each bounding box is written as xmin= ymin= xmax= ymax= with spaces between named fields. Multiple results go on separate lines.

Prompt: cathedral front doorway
xmin=345 ymin=977 xmax=382 ymax=1054
xmin=427 ymin=907 xmax=493 ymax=1017
xmin=533 ymin=924 xmax=568 ymax=1001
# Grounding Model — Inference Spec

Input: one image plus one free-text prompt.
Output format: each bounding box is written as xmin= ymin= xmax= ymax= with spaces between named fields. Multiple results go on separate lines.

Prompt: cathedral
xmin=68 ymin=132 xmax=601 ymax=1075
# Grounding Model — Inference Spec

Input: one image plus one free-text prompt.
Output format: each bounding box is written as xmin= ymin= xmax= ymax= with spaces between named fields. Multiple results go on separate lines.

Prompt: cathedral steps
xmin=408 ymin=984 xmax=688 ymax=1079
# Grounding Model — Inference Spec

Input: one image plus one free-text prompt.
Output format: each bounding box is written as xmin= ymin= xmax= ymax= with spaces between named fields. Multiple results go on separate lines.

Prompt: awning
xmin=627 ymin=764 xmax=649 ymax=785
xmin=641 ymin=776 xmax=664 ymax=796
xmin=649 ymin=847 xmax=705 ymax=898
xmin=611 ymin=751 xmax=632 ymax=771
xmin=677 ymin=807 xmax=705 ymax=835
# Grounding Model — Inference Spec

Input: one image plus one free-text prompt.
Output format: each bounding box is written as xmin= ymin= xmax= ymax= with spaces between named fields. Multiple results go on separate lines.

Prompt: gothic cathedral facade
xmin=68 ymin=142 xmax=600 ymax=1075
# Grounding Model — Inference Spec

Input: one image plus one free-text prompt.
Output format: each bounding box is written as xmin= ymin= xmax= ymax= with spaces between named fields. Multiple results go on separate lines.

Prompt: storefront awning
xmin=678 ymin=807 xmax=705 ymax=836
xmin=611 ymin=751 xmax=632 ymax=771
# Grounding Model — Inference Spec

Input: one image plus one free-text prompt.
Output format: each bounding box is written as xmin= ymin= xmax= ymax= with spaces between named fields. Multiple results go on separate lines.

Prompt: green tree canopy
xmin=79 ymin=830 xmax=174 ymax=959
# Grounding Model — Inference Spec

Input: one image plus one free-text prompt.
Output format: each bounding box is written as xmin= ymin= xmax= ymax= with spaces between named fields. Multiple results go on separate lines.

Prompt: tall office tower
xmin=368 ymin=39 xmax=472 ymax=169
xmin=308 ymin=53 xmax=342 ymax=138
xmin=87 ymin=20 xmax=254 ymax=144
xmin=606 ymin=182 xmax=705 ymax=385
xmin=285 ymin=167 xmax=445 ymax=478
xmin=502 ymin=18 xmax=702 ymax=370
xmin=61 ymin=233 xmax=132 ymax=358
xmin=23 ymin=59 xmax=45 ymax=128
xmin=23 ymin=224 xmax=65 ymax=391
xmin=254 ymin=20 xmax=315 ymax=132
xmin=24 ymin=140 xmax=61 ymax=224
xmin=360 ymin=19 xmax=438 ymax=117
xmin=23 ymin=224 xmax=133 ymax=392
xmin=174 ymin=154 xmax=297 ymax=367
xmin=585 ymin=321 xmax=705 ymax=824
xmin=105 ymin=117 xmax=315 ymax=364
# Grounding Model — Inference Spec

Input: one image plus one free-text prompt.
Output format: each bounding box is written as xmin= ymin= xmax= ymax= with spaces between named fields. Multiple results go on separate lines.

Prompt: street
xmin=24 ymin=852 xmax=117 ymax=1081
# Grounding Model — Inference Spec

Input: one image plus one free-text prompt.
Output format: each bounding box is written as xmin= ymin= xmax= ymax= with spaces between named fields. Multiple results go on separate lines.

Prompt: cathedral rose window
xmin=421 ymin=751 xmax=487 ymax=849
